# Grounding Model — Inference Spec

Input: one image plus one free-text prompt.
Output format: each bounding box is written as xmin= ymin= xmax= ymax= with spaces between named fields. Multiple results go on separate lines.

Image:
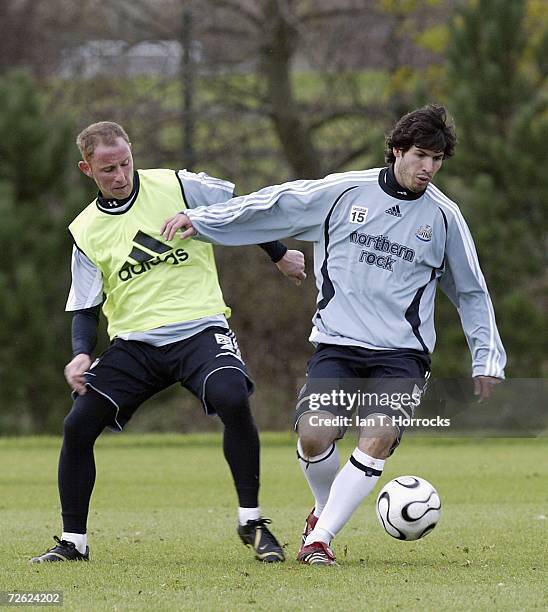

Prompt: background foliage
xmin=0 ymin=0 xmax=546 ymax=433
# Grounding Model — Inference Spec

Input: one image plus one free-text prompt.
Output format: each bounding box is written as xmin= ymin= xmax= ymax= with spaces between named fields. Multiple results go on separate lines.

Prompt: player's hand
xmin=161 ymin=213 xmax=196 ymax=241
xmin=276 ymin=249 xmax=306 ymax=286
xmin=473 ymin=375 xmax=502 ymax=402
xmin=64 ymin=354 xmax=92 ymax=396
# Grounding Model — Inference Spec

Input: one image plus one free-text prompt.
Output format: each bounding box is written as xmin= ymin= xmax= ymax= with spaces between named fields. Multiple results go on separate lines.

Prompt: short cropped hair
xmin=384 ymin=104 xmax=456 ymax=164
xmin=76 ymin=121 xmax=130 ymax=161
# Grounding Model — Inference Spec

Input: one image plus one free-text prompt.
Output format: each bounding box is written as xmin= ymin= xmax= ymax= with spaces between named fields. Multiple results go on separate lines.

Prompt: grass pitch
xmin=0 ymin=434 xmax=545 ymax=611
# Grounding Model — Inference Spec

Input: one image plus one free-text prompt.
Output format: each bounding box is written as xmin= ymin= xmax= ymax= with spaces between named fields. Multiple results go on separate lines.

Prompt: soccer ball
xmin=376 ymin=476 xmax=441 ymax=541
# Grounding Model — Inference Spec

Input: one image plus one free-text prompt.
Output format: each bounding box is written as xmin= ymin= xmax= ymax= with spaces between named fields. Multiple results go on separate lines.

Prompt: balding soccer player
xmin=31 ymin=121 xmax=307 ymax=564
xmin=161 ymin=105 xmax=506 ymax=565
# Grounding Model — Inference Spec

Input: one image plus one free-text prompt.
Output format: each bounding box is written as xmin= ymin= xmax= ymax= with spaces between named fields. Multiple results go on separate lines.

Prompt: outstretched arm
xmin=161 ymin=172 xmax=365 ymax=245
xmin=162 ymin=216 xmax=306 ymax=284
xmin=175 ymin=170 xmax=307 ymax=284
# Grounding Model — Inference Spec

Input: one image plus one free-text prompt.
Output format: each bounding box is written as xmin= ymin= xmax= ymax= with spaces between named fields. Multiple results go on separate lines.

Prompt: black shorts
xmin=295 ymin=343 xmax=431 ymax=442
xmin=77 ymin=326 xmax=253 ymax=431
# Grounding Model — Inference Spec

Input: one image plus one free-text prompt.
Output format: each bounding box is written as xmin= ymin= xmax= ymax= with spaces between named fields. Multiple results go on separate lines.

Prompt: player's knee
xmin=358 ymin=418 xmax=400 ymax=459
xmin=205 ymin=368 xmax=251 ymax=425
xmin=63 ymin=392 xmax=111 ymax=446
xmin=297 ymin=411 xmax=338 ymax=457
xmin=63 ymin=408 xmax=100 ymax=449
xmin=358 ymin=437 xmax=397 ymax=460
xmin=63 ymin=409 xmax=82 ymax=442
xmin=298 ymin=436 xmax=331 ymax=458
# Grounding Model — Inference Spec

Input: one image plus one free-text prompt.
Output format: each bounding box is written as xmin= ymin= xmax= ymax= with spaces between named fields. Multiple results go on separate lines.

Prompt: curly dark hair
xmin=384 ymin=104 xmax=457 ymax=164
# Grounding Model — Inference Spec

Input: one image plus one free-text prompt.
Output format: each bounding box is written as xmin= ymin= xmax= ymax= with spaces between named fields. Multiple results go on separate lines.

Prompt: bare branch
xmin=300 ymin=6 xmax=374 ymax=24
xmin=115 ymin=0 xmax=175 ymax=39
xmin=308 ymin=109 xmax=362 ymax=132
xmin=206 ymin=0 xmax=264 ymax=28
xmin=203 ymin=25 xmax=254 ymax=38
xmin=332 ymin=142 xmax=374 ymax=172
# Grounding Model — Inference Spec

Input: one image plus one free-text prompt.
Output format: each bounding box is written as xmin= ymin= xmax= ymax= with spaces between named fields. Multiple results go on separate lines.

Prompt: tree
xmin=434 ymin=0 xmax=547 ymax=377
xmin=197 ymin=0 xmax=451 ymax=181
xmin=0 ymin=71 xmax=84 ymax=433
xmin=0 ymin=0 xmax=97 ymax=79
xmin=47 ymin=0 xmax=448 ymax=187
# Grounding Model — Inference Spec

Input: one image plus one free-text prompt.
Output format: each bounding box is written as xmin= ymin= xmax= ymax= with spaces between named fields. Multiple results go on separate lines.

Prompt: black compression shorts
xmin=75 ymin=326 xmax=253 ymax=430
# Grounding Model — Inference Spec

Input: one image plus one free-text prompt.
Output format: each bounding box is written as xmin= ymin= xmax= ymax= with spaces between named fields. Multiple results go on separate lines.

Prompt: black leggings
xmin=205 ymin=368 xmax=260 ymax=510
xmin=58 ymin=390 xmax=113 ymax=533
xmin=59 ymin=369 xmax=260 ymax=533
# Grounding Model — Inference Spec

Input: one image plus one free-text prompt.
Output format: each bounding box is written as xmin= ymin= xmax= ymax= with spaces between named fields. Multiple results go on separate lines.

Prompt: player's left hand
xmin=276 ymin=249 xmax=306 ymax=286
xmin=473 ymin=375 xmax=502 ymax=402
xmin=161 ymin=213 xmax=196 ymax=241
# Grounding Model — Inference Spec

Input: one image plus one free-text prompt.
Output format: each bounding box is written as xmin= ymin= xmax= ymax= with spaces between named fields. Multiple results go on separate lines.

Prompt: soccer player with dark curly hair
xmin=161 ymin=105 xmax=506 ymax=566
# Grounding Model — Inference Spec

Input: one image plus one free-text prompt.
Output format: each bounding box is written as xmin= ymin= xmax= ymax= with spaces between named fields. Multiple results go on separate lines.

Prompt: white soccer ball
xmin=376 ymin=475 xmax=441 ymax=541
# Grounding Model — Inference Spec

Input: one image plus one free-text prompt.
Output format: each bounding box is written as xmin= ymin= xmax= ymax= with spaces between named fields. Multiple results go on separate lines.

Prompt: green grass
xmin=0 ymin=435 xmax=546 ymax=611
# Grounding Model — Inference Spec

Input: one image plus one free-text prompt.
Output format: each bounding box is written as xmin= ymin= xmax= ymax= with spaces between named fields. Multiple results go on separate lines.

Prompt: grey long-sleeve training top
xmin=186 ymin=166 xmax=506 ymax=378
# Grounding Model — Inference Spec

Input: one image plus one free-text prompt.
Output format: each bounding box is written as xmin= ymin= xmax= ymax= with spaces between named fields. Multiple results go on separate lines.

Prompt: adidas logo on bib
xmin=118 ymin=230 xmax=189 ymax=282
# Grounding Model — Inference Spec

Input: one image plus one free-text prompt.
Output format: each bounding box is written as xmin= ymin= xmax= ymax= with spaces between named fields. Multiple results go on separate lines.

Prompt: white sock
xmin=238 ymin=507 xmax=261 ymax=525
xmin=297 ymin=439 xmax=340 ymax=517
xmin=305 ymin=448 xmax=384 ymax=545
xmin=61 ymin=532 xmax=87 ymax=554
